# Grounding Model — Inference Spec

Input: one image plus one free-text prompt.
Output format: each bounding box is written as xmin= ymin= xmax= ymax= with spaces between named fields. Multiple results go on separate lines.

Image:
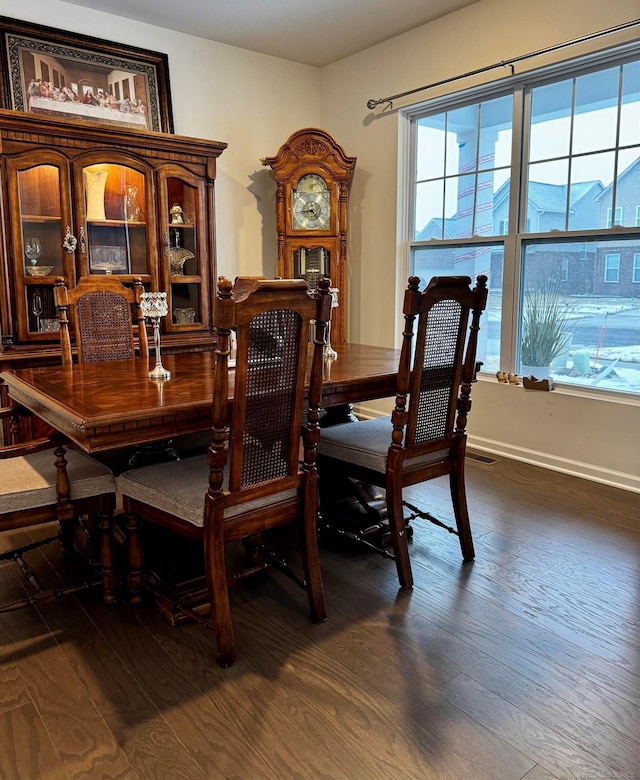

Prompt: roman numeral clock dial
xmin=293 ymin=174 xmax=330 ymax=230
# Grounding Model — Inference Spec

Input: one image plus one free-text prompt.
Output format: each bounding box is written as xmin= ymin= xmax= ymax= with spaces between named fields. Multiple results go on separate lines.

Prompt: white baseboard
xmin=468 ymin=435 xmax=640 ymax=494
xmin=354 ymin=406 xmax=640 ymax=494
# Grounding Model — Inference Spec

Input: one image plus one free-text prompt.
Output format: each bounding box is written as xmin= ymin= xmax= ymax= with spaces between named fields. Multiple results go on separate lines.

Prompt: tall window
xmin=633 ymin=253 xmax=640 ymax=283
xmin=607 ymin=207 xmax=623 ymax=227
xmin=408 ymin=46 xmax=640 ymax=396
xmin=605 ymin=254 xmax=621 ymax=282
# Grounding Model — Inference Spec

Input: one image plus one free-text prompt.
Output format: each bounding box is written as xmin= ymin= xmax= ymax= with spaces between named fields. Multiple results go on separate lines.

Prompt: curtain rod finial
xmin=366 ymin=98 xmax=394 ymax=111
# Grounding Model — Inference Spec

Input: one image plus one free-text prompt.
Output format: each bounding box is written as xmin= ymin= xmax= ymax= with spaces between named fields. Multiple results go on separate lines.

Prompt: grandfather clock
xmin=262 ymin=128 xmax=356 ymax=345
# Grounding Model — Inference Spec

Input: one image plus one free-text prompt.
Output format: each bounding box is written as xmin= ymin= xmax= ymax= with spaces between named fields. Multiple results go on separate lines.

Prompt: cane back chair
xmin=116 ymin=276 xmax=333 ymax=666
xmin=54 ymin=274 xmax=149 ymax=366
xmin=0 ymin=273 xmax=149 ymax=612
xmin=0 ymin=274 xmax=151 ymax=612
xmin=317 ymin=274 xmax=488 ymax=590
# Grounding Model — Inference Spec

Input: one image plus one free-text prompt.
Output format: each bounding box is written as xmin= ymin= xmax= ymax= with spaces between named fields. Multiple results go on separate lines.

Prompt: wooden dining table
xmin=0 ymin=343 xmax=400 ymax=454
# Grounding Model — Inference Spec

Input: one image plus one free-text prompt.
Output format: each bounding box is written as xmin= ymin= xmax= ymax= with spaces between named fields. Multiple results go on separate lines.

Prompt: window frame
xmin=402 ymin=39 xmax=640 ymax=398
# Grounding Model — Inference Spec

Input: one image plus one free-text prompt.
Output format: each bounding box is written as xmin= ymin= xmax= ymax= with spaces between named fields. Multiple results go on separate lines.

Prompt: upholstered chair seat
xmin=117 ymin=455 xmax=298 ymax=527
xmin=2 ymin=447 xmax=114 ymax=513
xmin=317 ymin=417 xmax=451 ymax=474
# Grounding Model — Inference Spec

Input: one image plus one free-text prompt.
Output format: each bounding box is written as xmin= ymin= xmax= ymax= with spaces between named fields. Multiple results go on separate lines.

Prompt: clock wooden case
xmin=262 ymin=128 xmax=356 ymax=345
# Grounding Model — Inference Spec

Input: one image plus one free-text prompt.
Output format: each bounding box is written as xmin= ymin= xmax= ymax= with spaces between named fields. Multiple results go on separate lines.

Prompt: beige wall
xmin=3 ymin=0 xmax=640 ymax=490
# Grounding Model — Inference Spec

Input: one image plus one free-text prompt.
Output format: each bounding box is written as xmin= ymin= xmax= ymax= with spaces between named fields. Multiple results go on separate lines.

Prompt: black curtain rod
xmin=366 ymin=18 xmax=640 ymax=110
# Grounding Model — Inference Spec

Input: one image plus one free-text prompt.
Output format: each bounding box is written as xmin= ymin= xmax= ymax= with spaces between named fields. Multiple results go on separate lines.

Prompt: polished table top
xmin=1 ymin=343 xmax=399 ymax=453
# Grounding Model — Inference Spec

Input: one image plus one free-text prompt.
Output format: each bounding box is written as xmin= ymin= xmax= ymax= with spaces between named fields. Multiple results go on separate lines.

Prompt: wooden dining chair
xmin=116 ymin=276 xmax=333 ymax=666
xmin=0 ymin=273 xmax=149 ymax=610
xmin=317 ymin=274 xmax=488 ymax=590
xmin=54 ymin=275 xmax=149 ymax=366
xmin=0 ymin=402 xmax=117 ymax=612
xmin=0 ymin=275 xmax=146 ymax=612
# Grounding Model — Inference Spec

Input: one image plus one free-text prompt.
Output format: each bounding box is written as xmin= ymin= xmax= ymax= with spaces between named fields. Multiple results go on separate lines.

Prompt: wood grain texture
xmin=0 ymin=702 xmax=67 ymax=780
xmin=0 ymin=454 xmax=638 ymax=779
xmin=3 ymin=620 xmax=137 ymax=779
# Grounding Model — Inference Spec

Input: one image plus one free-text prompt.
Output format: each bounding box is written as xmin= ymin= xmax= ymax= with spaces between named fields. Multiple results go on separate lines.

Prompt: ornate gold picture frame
xmin=0 ymin=16 xmax=173 ymax=133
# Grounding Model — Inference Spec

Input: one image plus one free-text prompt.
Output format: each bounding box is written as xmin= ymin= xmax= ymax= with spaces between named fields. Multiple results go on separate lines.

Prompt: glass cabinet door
xmin=157 ymin=166 xmax=209 ymax=332
xmin=9 ymin=154 xmax=74 ymax=341
xmin=76 ymin=160 xmax=153 ymax=281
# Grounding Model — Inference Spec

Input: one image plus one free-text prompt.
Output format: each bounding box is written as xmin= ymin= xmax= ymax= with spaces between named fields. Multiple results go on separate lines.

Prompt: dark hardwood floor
xmin=1 ymin=454 xmax=639 ymax=779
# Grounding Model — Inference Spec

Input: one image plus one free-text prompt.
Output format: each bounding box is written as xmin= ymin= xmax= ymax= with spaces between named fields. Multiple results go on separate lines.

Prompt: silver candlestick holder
xmin=140 ymin=291 xmax=171 ymax=380
xmin=324 ymin=287 xmax=339 ymax=361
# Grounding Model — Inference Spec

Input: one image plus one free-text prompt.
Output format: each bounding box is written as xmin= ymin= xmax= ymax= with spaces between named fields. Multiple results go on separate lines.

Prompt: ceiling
xmin=62 ymin=0 xmax=480 ymax=67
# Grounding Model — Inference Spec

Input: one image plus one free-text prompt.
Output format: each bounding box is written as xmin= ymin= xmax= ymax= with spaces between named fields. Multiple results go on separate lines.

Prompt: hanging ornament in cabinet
xmin=63 ymin=226 xmax=77 ymax=254
xmin=168 ymin=229 xmax=194 ymax=275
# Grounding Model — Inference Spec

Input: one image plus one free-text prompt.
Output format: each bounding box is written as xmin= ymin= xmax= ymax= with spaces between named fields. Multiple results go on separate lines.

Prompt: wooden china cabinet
xmin=0 ymin=109 xmax=227 ymax=373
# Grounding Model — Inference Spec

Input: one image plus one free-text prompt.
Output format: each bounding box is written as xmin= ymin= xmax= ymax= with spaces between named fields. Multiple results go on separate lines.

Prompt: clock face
xmin=292 ymin=174 xmax=330 ymax=230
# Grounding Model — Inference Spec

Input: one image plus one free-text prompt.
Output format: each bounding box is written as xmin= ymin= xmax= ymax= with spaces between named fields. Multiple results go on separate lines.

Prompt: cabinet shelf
xmin=86 ymin=219 xmax=146 ymax=227
xmin=21 ymin=215 xmax=61 ymax=223
xmin=23 ymin=275 xmax=60 ymax=284
xmin=170 ymin=275 xmax=201 ymax=283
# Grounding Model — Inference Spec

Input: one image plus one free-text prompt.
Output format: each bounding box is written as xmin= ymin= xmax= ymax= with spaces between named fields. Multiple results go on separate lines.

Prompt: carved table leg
xmin=126 ymin=514 xmax=144 ymax=604
xmin=98 ymin=508 xmax=117 ymax=605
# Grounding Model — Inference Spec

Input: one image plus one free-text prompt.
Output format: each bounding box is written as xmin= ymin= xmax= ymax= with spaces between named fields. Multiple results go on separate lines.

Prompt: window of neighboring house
xmin=607 ymin=207 xmax=623 ymax=227
xmin=633 ymin=253 xmax=640 ymax=283
xmin=605 ymin=254 xmax=621 ymax=283
xmin=407 ymin=46 xmax=640 ymax=395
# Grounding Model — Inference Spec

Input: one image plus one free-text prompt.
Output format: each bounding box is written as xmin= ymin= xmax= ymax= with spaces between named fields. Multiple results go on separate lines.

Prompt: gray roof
xmin=415 ymin=178 xmax=604 ymax=236
xmin=493 ymin=178 xmax=602 ymax=212
xmin=415 ymin=217 xmax=457 ymax=241
xmin=527 ymin=181 xmax=602 ymax=212
xmin=595 ymin=156 xmax=640 ymax=200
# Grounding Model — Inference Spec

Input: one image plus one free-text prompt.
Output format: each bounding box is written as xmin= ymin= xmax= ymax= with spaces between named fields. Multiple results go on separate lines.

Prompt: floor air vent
xmin=467 ymin=452 xmax=499 ymax=464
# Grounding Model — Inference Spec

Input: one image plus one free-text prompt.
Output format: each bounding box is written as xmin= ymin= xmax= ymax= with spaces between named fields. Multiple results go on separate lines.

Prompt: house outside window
xmin=407 ymin=45 xmax=640 ymax=396
xmin=607 ymin=207 xmax=623 ymax=227
xmin=605 ymin=254 xmax=621 ymax=283
xmin=633 ymin=253 xmax=640 ymax=283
